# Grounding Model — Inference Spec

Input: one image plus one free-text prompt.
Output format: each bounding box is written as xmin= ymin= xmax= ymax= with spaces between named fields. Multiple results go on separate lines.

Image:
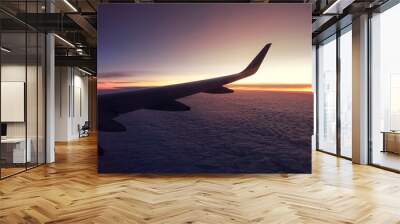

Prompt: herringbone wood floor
xmin=1 ymin=135 xmax=400 ymax=224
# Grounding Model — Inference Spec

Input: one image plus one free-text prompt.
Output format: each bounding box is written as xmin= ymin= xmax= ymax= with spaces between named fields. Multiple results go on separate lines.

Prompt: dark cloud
xmin=98 ymin=91 xmax=313 ymax=173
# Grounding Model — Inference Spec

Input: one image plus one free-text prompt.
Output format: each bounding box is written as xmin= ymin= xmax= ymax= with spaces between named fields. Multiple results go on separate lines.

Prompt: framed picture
xmin=98 ymin=4 xmax=312 ymax=173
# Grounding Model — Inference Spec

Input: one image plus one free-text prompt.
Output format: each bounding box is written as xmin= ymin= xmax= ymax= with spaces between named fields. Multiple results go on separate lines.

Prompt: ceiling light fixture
xmin=76 ymin=48 xmax=85 ymax=55
xmin=78 ymin=67 xmax=93 ymax=76
xmin=1 ymin=47 xmax=11 ymax=53
xmin=323 ymin=0 xmax=354 ymax=15
xmin=63 ymin=0 xmax=78 ymax=12
xmin=54 ymin=34 xmax=75 ymax=48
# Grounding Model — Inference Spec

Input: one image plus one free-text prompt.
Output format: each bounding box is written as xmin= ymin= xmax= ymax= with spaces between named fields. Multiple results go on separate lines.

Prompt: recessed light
xmin=322 ymin=0 xmax=356 ymax=15
xmin=63 ymin=0 xmax=78 ymax=12
xmin=78 ymin=67 xmax=93 ymax=76
xmin=1 ymin=47 xmax=11 ymax=53
xmin=54 ymin=34 xmax=75 ymax=48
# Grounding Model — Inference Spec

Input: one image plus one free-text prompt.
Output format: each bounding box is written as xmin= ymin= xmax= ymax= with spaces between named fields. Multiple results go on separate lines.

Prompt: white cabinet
xmin=1 ymin=138 xmax=32 ymax=163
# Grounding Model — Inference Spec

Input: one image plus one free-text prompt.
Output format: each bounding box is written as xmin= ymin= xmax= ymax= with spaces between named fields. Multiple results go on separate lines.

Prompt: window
xmin=0 ymin=2 xmax=47 ymax=179
xmin=339 ymin=27 xmax=352 ymax=158
xmin=370 ymin=2 xmax=400 ymax=171
xmin=317 ymin=36 xmax=337 ymax=154
xmin=316 ymin=25 xmax=353 ymax=158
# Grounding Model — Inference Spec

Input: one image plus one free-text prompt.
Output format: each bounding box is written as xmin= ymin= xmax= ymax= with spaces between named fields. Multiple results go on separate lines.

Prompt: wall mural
xmin=98 ymin=4 xmax=313 ymax=173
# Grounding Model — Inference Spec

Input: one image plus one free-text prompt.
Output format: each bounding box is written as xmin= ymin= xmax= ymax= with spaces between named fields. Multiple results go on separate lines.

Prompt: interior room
xmin=0 ymin=0 xmax=400 ymax=223
xmin=54 ymin=66 xmax=90 ymax=141
xmin=0 ymin=10 xmax=46 ymax=178
xmin=370 ymin=2 xmax=400 ymax=171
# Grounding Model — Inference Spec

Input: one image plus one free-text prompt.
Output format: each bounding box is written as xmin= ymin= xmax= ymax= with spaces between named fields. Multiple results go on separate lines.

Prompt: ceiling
xmin=0 ymin=0 xmax=390 ymax=74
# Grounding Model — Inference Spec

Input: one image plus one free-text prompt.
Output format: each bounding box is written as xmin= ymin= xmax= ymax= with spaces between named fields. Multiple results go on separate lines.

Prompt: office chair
xmin=79 ymin=121 xmax=90 ymax=138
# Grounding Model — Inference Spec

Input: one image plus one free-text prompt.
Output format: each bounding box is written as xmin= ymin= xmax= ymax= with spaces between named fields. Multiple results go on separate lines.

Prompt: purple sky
xmin=98 ymin=4 xmax=311 ymax=88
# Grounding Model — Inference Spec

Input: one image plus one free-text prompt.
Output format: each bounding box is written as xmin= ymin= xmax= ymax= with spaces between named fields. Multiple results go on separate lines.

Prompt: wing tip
xmin=241 ymin=43 xmax=272 ymax=75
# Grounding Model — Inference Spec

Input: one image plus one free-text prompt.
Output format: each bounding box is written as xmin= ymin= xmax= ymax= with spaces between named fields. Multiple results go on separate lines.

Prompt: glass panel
xmin=371 ymin=4 xmax=400 ymax=171
xmin=27 ymin=31 xmax=38 ymax=169
xmin=318 ymin=36 xmax=337 ymax=154
xmin=339 ymin=28 xmax=352 ymax=158
xmin=26 ymin=0 xmax=39 ymax=169
xmin=0 ymin=1 xmax=46 ymax=178
xmin=38 ymin=32 xmax=45 ymax=165
xmin=1 ymin=31 xmax=27 ymax=177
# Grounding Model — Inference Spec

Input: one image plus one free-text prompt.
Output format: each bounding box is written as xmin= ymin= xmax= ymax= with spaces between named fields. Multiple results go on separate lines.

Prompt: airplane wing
xmin=98 ymin=43 xmax=271 ymax=132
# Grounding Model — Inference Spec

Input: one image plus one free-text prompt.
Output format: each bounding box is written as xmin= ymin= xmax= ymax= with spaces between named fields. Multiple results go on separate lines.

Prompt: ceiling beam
xmin=67 ymin=13 xmax=97 ymax=46
xmin=55 ymin=55 xmax=96 ymax=72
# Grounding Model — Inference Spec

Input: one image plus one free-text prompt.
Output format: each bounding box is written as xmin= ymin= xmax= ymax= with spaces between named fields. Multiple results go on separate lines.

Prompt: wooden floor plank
xmin=0 ymin=135 xmax=400 ymax=223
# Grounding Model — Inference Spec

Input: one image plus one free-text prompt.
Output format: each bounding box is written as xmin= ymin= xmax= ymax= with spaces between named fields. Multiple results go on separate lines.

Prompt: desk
xmin=1 ymin=138 xmax=31 ymax=163
xmin=382 ymin=131 xmax=400 ymax=154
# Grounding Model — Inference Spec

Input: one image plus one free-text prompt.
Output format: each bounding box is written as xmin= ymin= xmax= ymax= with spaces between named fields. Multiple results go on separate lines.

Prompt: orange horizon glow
xmin=97 ymin=81 xmax=313 ymax=92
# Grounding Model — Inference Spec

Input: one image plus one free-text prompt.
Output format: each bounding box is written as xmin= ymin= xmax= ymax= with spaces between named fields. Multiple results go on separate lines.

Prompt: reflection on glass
xmin=0 ymin=1 xmax=47 ymax=179
xmin=1 ymin=32 xmax=28 ymax=177
xmin=371 ymin=3 xmax=400 ymax=171
xmin=27 ymin=31 xmax=38 ymax=169
xmin=390 ymin=75 xmax=400 ymax=130
xmin=318 ymin=37 xmax=337 ymax=154
xmin=340 ymin=29 xmax=352 ymax=158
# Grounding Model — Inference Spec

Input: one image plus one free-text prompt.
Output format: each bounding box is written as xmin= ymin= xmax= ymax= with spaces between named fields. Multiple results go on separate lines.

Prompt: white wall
xmin=1 ymin=63 xmax=46 ymax=164
xmin=55 ymin=67 xmax=89 ymax=141
xmin=70 ymin=73 xmax=89 ymax=138
xmin=1 ymin=65 xmax=39 ymax=138
xmin=55 ymin=67 xmax=70 ymax=141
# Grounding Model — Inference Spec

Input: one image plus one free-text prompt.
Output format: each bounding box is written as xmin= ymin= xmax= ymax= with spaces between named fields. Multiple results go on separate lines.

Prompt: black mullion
xmin=336 ymin=28 xmax=341 ymax=157
xmin=24 ymin=0 xmax=28 ymax=171
xmin=367 ymin=11 xmax=373 ymax=165
xmin=36 ymin=0 xmax=39 ymax=167
xmin=42 ymin=0 xmax=47 ymax=165
xmin=44 ymin=28 xmax=47 ymax=164
xmin=316 ymin=44 xmax=320 ymax=150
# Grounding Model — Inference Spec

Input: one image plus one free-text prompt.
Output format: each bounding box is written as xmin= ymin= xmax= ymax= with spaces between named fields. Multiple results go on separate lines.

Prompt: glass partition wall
xmin=370 ymin=3 xmax=400 ymax=171
xmin=316 ymin=26 xmax=352 ymax=159
xmin=317 ymin=35 xmax=337 ymax=154
xmin=339 ymin=27 xmax=352 ymax=159
xmin=0 ymin=31 xmax=27 ymax=177
xmin=0 ymin=3 xmax=46 ymax=179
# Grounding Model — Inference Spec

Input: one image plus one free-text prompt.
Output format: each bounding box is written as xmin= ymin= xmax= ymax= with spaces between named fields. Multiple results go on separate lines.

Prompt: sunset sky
xmin=98 ymin=4 xmax=312 ymax=91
